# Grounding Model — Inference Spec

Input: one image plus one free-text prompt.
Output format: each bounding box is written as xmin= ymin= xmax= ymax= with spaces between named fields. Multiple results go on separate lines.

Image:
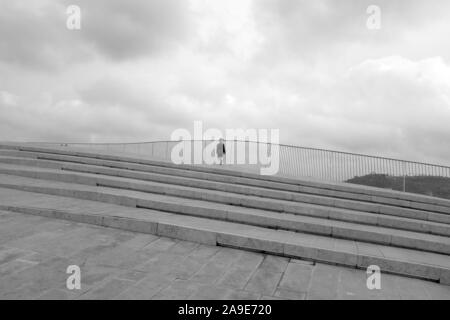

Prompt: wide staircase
xmin=0 ymin=143 xmax=449 ymax=285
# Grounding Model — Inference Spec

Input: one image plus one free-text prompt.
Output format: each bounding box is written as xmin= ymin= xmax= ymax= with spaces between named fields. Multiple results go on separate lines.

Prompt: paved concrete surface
xmin=1 ymin=210 xmax=449 ymax=300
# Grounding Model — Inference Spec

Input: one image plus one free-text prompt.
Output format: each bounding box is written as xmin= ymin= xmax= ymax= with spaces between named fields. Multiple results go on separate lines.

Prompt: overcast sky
xmin=1 ymin=0 xmax=450 ymax=165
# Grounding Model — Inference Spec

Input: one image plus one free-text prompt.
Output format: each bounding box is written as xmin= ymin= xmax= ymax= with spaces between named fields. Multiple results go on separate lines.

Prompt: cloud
xmin=72 ymin=0 xmax=192 ymax=60
xmin=0 ymin=0 xmax=450 ymax=167
xmin=252 ymin=0 xmax=450 ymax=64
xmin=0 ymin=0 xmax=86 ymax=71
xmin=290 ymin=56 xmax=450 ymax=164
xmin=0 ymin=0 xmax=193 ymax=71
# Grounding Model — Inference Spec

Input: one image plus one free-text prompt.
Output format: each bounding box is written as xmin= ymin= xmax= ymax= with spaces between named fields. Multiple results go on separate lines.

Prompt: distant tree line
xmin=346 ymin=174 xmax=450 ymax=200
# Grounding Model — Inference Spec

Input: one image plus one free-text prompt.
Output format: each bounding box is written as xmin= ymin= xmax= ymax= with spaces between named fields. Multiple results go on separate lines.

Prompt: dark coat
xmin=216 ymin=142 xmax=226 ymax=157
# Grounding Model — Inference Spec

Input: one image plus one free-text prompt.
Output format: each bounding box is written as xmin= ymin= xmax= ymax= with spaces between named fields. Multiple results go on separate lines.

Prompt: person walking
xmin=216 ymin=138 xmax=226 ymax=165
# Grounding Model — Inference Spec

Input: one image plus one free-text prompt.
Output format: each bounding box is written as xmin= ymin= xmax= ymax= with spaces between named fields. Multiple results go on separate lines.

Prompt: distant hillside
xmin=346 ymin=174 xmax=450 ymax=200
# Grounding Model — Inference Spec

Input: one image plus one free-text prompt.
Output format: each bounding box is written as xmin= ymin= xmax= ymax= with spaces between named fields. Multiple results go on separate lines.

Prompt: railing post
xmin=402 ymin=161 xmax=406 ymax=192
xmin=165 ymin=141 xmax=169 ymax=161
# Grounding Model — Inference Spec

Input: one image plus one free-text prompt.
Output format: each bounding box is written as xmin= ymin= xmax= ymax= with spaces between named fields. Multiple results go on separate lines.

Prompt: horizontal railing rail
xmin=24 ymin=139 xmax=450 ymax=182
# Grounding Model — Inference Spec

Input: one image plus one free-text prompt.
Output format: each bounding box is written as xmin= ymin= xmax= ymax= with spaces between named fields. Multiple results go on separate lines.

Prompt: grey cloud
xmin=290 ymin=56 xmax=450 ymax=164
xmin=0 ymin=92 xmax=168 ymax=143
xmin=0 ymin=1 xmax=89 ymax=71
xmin=71 ymin=0 xmax=192 ymax=60
xmin=76 ymin=76 xmax=194 ymax=128
xmin=0 ymin=0 xmax=193 ymax=71
xmin=253 ymin=0 xmax=450 ymax=63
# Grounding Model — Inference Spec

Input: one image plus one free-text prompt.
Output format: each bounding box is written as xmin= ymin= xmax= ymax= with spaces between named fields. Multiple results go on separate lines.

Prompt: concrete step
xmin=1 ymin=144 xmax=450 ymax=210
xmin=1 ymin=156 xmax=449 ymax=222
xmin=2 ymin=164 xmax=450 ymax=238
xmin=0 ymin=186 xmax=449 ymax=284
xmin=1 ymin=163 xmax=450 ymax=229
xmin=1 ymin=172 xmax=450 ymax=256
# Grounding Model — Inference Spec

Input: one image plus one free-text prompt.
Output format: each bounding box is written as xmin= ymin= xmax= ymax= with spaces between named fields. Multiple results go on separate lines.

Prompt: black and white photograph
xmin=0 ymin=0 xmax=450 ymax=306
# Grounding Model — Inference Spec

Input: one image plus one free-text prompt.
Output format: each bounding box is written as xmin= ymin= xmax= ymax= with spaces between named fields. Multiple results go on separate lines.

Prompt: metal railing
xmin=32 ymin=140 xmax=450 ymax=185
